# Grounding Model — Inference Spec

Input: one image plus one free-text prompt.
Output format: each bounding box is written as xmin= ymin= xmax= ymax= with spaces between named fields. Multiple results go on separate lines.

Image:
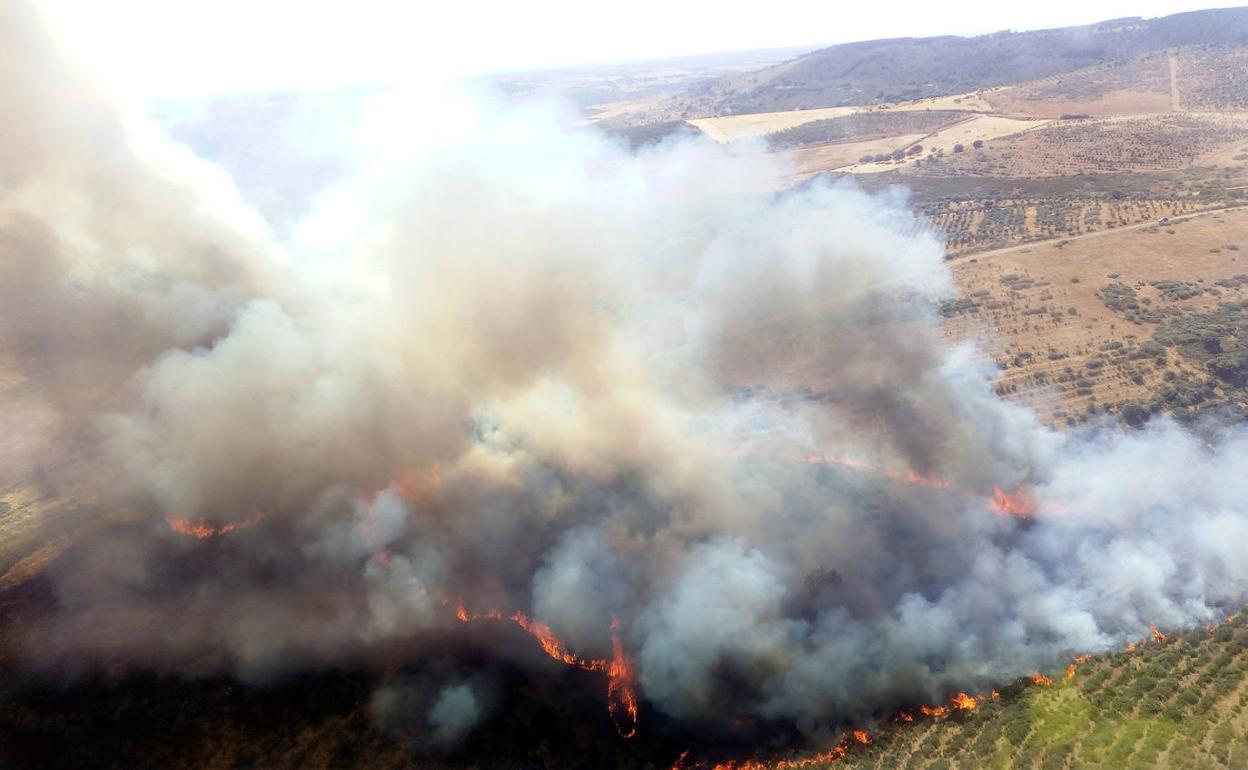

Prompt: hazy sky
xmin=36 ymin=0 xmax=1244 ymax=99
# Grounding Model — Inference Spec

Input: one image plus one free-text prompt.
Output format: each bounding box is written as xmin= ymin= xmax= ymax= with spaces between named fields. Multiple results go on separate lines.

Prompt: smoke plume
xmin=4 ymin=0 xmax=1248 ymax=753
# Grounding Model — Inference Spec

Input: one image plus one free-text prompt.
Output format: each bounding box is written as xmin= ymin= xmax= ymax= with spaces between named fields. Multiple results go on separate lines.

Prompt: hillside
xmin=648 ymin=8 xmax=1248 ymax=119
xmin=828 ymin=616 xmax=1248 ymax=770
xmin=2 ymin=605 xmax=1243 ymax=769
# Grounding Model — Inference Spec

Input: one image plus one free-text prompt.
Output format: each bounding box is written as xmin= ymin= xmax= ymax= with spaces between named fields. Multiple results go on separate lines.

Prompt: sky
xmin=35 ymin=0 xmax=1245 ymax=99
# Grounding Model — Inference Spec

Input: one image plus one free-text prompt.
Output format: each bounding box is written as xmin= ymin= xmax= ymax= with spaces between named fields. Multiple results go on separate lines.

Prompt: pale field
xmin=912 ymin=113 xmax=1248 ymax=178
xmin=987 ymin=87 xmax=1174 ymax=118
xmin=840 ymin=115 xmax=1053 ymax=174
xmin=781 ymin=133 xmax=929 ymax=185
xmin=875 ymin=90 xmax=995 ymax=113
xmin=688 ymin=90 xmax=995 ymax=143
xmin=984 ymin=52 xmax=1174 ymax=117
xmin=1193 ymin=118 xmax=1248 ymax=166
xmin=0 ymin=352 xmax=116 ymax=591
xmin=689 ymin=106 xmax=859 ymax=142
xmin=943 ymin=206 xmax=1248 ymax=424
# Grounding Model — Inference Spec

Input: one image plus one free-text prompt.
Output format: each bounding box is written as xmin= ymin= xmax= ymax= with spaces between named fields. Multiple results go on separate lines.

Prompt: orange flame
xmin=801 ymin=454 xmax=1045 ymax=519
xmin=395 ymin=463 xmax=441 ymax=499
xmin=166 ymin=510 xmax=265 ymax=538
xmin=897 ymin=711 xmax=914 ymax=722
xmin=1149 ymin=621 xmax=1167 ymax=645
xmin=455 ymin=603 xmax=638 ymax=738
xmin=1031 ymin=672 xmax=1053 ymax=687
xmin=919 ymin=704 xmax=947 ymax=718
xmin=704 ymin=738 xmax=851 ymax=770
xmin=951 ymin=692 xmax=977 ymax=711
xmin=607 ymin=617 xmax=639 ymax=738
xmin=803 ymin=454 xmax=952 ymax=490
xmin=987 ymin=486 xmax=1037 ymax=518
xmin=1066 ymin=653 xmax=1093 ymax=679
xmin=852 ymin=729 xmax=871 ymax=745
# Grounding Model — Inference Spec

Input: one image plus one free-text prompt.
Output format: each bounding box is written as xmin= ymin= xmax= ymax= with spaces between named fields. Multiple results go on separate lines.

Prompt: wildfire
xmin=166 ymin=510 xmax=265 ymax=538
xmin=987 ymin=485 xmax=1037 ymax=518
xmin=919 ymin=704 xmax=947 ymax=718
xmin=1066 ymin=654 xmax=1093 ymax=679
xmin=803 ymin=454 xmax=1037 ymax=519
xmin=951 ymin=692 xmax=977 ymax=711
xmin=1149 ymin=621 xmax=1167 ymax=645
xmin=897 ymin=711 xmax=914 ymax=722
xmin=701 ymin=738 xmax=852 ymax=770
xmin=395 ymin=462 xmax=441 ymax=499
xmin=166 ymin=464 xmax=440 ymax=545
xmin=1031 ymin=672 xmax=1054 ymax=687
xmin=455 ymin=603 xmax=638 ymax=738
xmin=852 ymin=729 xmax=871 ymax=745
xmin=608 ymin=617 xmax=639 ymax=738
xmin=803 ymin=453 xmax=951 ymax=488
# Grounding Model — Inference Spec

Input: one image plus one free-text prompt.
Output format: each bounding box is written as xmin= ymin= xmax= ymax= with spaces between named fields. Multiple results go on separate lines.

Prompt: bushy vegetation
xmin=768 ymin=111 xmax=963 ymax=150
xmin=838 ymin=615 xmax=1248 ymax=770
xmin=1155 ymin=303 xmax=1248 ymax=389
xmin=1150 ymin=279 xmax=1204 ymax=301
xmin=607 ymin=120 xmax=704 ymax=150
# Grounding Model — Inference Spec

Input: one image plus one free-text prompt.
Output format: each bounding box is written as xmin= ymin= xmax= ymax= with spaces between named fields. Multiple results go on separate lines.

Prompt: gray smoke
xmin=429 ymin=683 xmax=486 ymax=747
xmin=4 ymin=0 xmax=1248 ymax=744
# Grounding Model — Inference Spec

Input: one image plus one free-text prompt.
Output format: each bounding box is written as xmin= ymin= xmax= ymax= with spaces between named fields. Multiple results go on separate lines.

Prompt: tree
xmin=1121 ymin=400 xmax=1150 ymax=426
xmin=973 ymin=139 xmax=984 ymax=149
xmin=953 ymin=143 xmax=965 ymax=153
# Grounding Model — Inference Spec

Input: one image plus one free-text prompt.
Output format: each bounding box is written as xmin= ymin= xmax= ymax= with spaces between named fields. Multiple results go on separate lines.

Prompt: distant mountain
xmin=658 ymin=7 xmax=1248 ymax=118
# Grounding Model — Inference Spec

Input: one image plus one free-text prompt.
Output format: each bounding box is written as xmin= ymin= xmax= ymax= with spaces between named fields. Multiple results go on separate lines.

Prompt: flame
xmin=919 ymin=704 xmax=947 ymax=718
xmin=803 ymin=454 xmax=951 ymax=490
xmin=1066 ymin=653 xmax=1093 ymax=679
xmin=704 ymin=738 xmax=851 ymax=770
xmin=897 ymin=711 xmax=914 ymax=722
xmin=166 ymin=510 xmax=265 ymax=538
xmin=607 ymin=616 xmax=639 ymax=738
xmin=852 ymin=729 xmax=871 ymax=745
xmin=1126 ymin=641 xmax=1137 ymax=653
xmin=395 ymin=462 xmax=441 ymax=499
xmin=1031 ymin=672 xmax=1053 ymax=687
xmin=951 ymin=692 xmax=977 ymax=711
xmin=455 ymin=603 xmax=638 ymax=738
xmin=360 ymin=467 xmax=441 ymax=566
xmin=987 ymin=485 xmax=1037 ymax=518
xmin=1149 ymin=621 xmax=1167 ymax=645
xmin=803 ymin=454 xmax=1038 ymax=518
xmin=991 ymin=690 xmax=1000 ymax=699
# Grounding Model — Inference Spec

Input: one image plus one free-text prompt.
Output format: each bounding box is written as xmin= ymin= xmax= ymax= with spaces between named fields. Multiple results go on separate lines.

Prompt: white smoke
xmin=4 ymin=0 xmax=1248 ymax=749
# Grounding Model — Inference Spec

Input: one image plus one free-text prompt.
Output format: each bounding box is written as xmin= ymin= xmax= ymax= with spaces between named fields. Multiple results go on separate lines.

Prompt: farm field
xmin=943 ymin=206 xmax=1248 ymax=425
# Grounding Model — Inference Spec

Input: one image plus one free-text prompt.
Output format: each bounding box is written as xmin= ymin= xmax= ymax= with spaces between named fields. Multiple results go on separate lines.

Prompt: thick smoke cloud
xmin=4 ymin=0 xmax=1248 ymax=746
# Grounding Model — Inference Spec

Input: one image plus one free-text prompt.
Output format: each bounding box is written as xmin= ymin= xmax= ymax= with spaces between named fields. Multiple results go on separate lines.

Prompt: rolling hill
xmin=650 ymin=7 xmax=1248 ymax=118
